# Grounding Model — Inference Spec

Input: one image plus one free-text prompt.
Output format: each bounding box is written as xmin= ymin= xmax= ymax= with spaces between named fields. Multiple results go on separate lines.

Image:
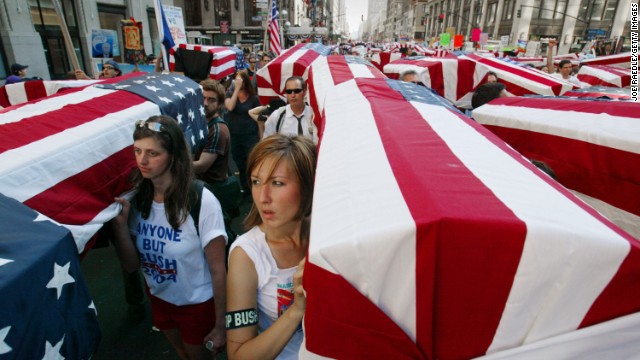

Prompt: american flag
xmin=577 ymin=65 xmax=632 ymax=88
xmin=301 ymin=76 xmax=640 ymax=358
xmin=580 ymin=52 xmax=632 ymax=68
xmin=562 ymin=85 xmax=632 ymax=100
xmin=256 ymin=42 xmax=332 ymax=104
xmin=0 ymin=194 xmax=100 ymax=359
xmin=383 ymin=54 xmax=576 ymax=108
xmin=0 ymin=73 xmax=206 ymax=253
xmin=169 ymin=44 xmax=238 ymax=80
xmin=0 ymin=79 xmax=100 ymax=108
xmin=473 ymin=96 xmax=640 ymax=238
xmin=268 ymin=0 xmax=282 ymax=56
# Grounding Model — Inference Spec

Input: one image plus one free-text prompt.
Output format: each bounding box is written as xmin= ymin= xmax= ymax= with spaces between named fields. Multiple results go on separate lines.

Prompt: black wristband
xmin=225 ymin=308 xmax=259 ymax=329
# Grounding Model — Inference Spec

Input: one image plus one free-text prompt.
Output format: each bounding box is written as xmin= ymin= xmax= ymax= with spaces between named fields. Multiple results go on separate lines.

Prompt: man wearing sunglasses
xmin=262 ymin=76 xmax=318 ymax=144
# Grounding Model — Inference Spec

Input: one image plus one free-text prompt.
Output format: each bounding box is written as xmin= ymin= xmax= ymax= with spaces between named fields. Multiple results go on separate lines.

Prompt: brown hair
xmin=200 ymin=79 xmax=225 ymax=104
xmin=244 ymin=135 xmax=317 ymax=230
xmin=131 ymin=115 xmax=194 ymax=229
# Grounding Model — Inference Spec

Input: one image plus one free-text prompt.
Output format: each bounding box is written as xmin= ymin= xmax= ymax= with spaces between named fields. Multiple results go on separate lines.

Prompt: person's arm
xmin=203 ymin=235 xmax=227 ymax=354
xmin=225 ymin=76 xmax=243 ymax=111
xmin=110 ymin=197 xmax=140 ymax=272
xmin=75 ymin=69 xmax=93 ymax=80
xmin=546 ymin=39 xmax=557 ymax=74
xmin=248 ymin=105 xmax=268 ymax=122
xmin=226 ymin=249 xmax=305 ymax=360
xmin=261 ymin=108 xmax=281 ymax=139
xmin=193 ymin=152 xmax=219 ymax=174
xmin=249 ymin=105 xmax=268 ymax=139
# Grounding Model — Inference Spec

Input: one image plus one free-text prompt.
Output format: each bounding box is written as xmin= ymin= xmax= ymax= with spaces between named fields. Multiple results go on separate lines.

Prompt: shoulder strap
xmin=275 ymin=107 xmax=287 ymax=133
xmin=188 ymin=180 xmax=205 ymax=236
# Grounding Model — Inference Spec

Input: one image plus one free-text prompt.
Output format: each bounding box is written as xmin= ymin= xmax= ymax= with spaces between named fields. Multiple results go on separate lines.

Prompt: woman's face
xmin=251 ymin=157 xmax=302 ymax=229
xmin=133 ymin=136 xmax=171 ymax=182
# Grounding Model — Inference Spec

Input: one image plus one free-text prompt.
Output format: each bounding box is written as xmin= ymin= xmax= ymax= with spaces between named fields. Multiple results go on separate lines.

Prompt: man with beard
xmin=194 ymin=79 xmax=230 ymax=185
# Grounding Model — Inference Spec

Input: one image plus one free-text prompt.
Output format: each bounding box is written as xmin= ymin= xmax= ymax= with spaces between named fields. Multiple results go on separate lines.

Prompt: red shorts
xmin=149 ymin=294 xmax=216 ymax=345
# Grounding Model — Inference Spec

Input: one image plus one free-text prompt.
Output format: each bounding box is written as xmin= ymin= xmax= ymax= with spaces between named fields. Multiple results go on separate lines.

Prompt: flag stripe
xmin=0 ymin=90 xmax=143 ymax=152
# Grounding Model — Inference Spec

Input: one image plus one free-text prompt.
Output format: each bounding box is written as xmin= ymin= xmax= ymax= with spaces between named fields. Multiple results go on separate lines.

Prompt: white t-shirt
xmin=263 ymin=105 xmax=318 ymax=144
xmin=229 ymin=226 xmax=303 ymax=360
xmin=551 ymin=72 xmax=585 ymax=88
xmin=129 ymin=188 xmax=227 ymax=305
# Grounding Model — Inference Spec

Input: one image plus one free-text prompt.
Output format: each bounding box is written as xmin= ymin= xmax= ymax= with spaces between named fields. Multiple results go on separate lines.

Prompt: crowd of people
xmin=103 ymin=48 xmax=319 ymax=360
xmin=3 ymin=40 xmax=599 ymax=359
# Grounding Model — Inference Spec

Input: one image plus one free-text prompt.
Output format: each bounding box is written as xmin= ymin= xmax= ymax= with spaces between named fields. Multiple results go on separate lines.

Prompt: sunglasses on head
xmin=135 ymin=119 xmax=164 ymax=132
xmin=285 ymin=88 xmax=303 ymax=94
xmin=103 ymin=66 xmax=115 ymax=70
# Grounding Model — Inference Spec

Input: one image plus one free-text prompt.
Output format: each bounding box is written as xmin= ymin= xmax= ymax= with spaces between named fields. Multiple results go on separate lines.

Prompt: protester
xmin=262 ymin=76 xmax=318 ymax=144
xmin=111 ymin=115 xmax=227 ymax=359
xmin=5 ymin=63 xmax=32 ymax=84
xmin=471 ymin=82 xmax=511 ymax=109
xmin=400 ymin=69 xmax=420 ymax=84
xmin=226 ymin=134 xmax=316 ymax=360
xmin=225 ymin=71 xmax=261 ymax=193
xmin=546 ymin=39 xmax=584 ymax=87
xmin=486 ymin=71 xmax=499 ymax=83
xmin=194 ymin=79 xmax=230 ymax=186
xmin=248 ymin=98 xmax=286 ymax=139
xmin=75 ymin=60 xmax=122 ymax=80
xmin=251 ymin=53 xmax=273 ymax=90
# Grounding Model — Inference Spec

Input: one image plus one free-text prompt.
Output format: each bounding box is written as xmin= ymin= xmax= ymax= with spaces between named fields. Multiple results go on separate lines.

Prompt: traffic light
xmin=517 ymin=9 xmax=521 ymax=18
xmin=438 ymin=13 xmax=444 ymax=23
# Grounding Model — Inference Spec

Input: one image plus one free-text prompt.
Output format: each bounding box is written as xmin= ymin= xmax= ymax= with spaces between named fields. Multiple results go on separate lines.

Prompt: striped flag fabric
xmin=301 ymin=77 xmax=640 ymax=359
xmin=580 ymin=52 xmax=631 ymax=68
xmin=0 ymin=74 xmax=206 ymax=253
xmin=562 ymin=85 xmax=631 ymax=100
xmin=0 ymin=79 xmax=100 ymax=108
xmin=256 ymin=42 xmax=332 ymax=104
xmin=169 ymin=43 xmax=238 ymax=80
xmin=370 ymin=51 xmax=404 ymax=72
xmin=577 ymin=65 xmax=631 ymax=88
xmin=268 ymin=0 xmax=282 ymax=56
xmin=383 ymin=54 xmax=575 ymax=108
xmin=472 ymin=96 xmax=640 ymax=239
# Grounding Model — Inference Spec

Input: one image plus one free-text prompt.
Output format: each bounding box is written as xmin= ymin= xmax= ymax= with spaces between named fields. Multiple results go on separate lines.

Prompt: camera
xmin=258 ymin=98 xmax=286 ymax=122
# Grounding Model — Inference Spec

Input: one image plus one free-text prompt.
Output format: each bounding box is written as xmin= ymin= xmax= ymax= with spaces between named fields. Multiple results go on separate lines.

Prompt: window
xmin=98 ymin=4 xmax=126 ymax=63
xmin=590 ymin=0 xmax=605 ymax=21
xmin=502 ymin=0 xmax=513 ymax=20
xmin=244 ymin=0 xmax=261 ymax=26
xmin=555 ymin=0 xmax=567 ymax=20
xmin=184 ymin=0 xmax=202 ymax=26
xmin=539 ymin=0 xmax=554 ymax=19
xmin=214 ymin=0 xmax=231 ymax=26
xmin=603 ymin=0 xmax=617 ymax=20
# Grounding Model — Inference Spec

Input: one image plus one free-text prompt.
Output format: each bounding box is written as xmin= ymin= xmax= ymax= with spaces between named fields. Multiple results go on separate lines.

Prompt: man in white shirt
xmin=262 ymin=76 xmax=318 ymax=143
xmin=547 ymin=39 xmax=585 ymax=88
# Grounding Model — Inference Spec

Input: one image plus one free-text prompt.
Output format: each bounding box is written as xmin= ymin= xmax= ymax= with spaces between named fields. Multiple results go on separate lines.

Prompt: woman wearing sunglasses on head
xmin=226 ymin=134 xmax=317 ymax=360
xmin=225 ymin=70 xmax=262 ymax=193
xmin=262 ymin=76 xmax=318 ymax=144
xmin=111 ymin=115 xmax=228 ymax=359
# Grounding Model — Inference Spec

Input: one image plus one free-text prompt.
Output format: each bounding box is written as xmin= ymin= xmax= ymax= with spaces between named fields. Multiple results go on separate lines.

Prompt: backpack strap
xmin=188 ymin=180 xmax=205 ymax=237
xmin=275 ymin=107 xmax=287 ymax=133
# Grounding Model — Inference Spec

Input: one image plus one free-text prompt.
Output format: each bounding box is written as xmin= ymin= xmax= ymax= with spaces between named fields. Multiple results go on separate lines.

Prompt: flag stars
xmin=146 ymin=85 xmax=161 ymax=92
xmin=199 ymin=129 xmax=205 ymax=139
xmin=173 ymin=91 xmax=185 ymax=99
xmin=0 ymin=326 xmax=11 ymax=355
xmin=199 ymin=105 xmax=205 ymax=117
xmin=188 ymin=109 xmax=195 ymax=120
xmin=186 ymin=87 xmax=197 ymax=96
xmin=46 ymin=262 xmax=75 ymax=300
xmin=173 ymin=77 xmax=185 ymax=83
xmin=89 ymin=301 xmax=97 ymax=315
xmin=159 ymin=96 xmax=172 ymax=104
xmin=161 ymin=80 xmax=175 ymax=87
xmin=0 ymin=258 xmax=13 ymax=267
xmin=42 ymin=336 xmax=65 ymax=360
xmin=133 ymin=80 xmax=146 ymax=84
xmin=176 ymin=114 xmax=183 ymax=124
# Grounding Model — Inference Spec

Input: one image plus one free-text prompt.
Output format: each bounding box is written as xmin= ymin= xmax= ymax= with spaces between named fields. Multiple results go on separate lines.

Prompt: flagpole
xmin=263 ymin=1 xmax=271 ymax=53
